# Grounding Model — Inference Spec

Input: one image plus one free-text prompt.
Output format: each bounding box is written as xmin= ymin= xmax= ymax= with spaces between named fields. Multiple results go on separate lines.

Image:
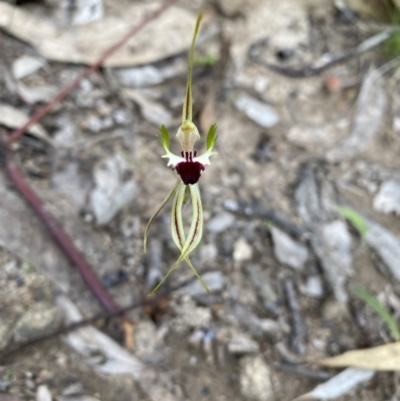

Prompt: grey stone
xmin=373 ymin=180 xmax=400 ymax=215
xmin=270 ymin=227 xmax=308 ymax=270
xmin=240 ymin=356 xmax=274 ymax=401
xmin=300 ymin=276 xmax=324 ymax=299
xmin=311 ymin=221 xmax=353 ymax=303
xmin=227 ymin=334 xmax=260 ymax=355
xmin=90 ymin=154 xmax=138 ymax=225
xmin=366 ymin=220 xmax=400 ymax=282
xmin=245 ymin=264 xmax=278 ymax=312
xmin=207 ymin=212 xmax=235 ymax=233
xmin=233 ymin=237 xmax=253 ymax=263
xmin=0 ymin=317 xmax=15 ymax=350
xmin=13 ymin=302 xmax=63 ymax=344
xmin=235 ymin=94 xmax=279 ymax=128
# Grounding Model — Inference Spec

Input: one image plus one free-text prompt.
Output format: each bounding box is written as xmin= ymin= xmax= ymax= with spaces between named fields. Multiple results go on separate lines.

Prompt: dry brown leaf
xmin=0 ymin=3 xmax=196 ymax=67
xmin=320 ymin=342 xmax=400 ymax=371
xmin=0 ymin=103 xmax=53 ymax=146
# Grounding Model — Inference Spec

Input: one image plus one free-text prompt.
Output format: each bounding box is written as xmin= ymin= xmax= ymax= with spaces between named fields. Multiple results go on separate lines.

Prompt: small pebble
xmin=233 ymin=237 xmax=253 ymax=263
xmin=240 ymin=356 xmax=274 ymax=401
xmin=207 ymin=212 xmax=235 ymax=233
xmin=228 ymin=334 xmax=260 ymax=355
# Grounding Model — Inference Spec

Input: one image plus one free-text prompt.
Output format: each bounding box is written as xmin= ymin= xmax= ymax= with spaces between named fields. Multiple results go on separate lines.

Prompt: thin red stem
xmin=5 ymin=153 xmax=119 ymax=313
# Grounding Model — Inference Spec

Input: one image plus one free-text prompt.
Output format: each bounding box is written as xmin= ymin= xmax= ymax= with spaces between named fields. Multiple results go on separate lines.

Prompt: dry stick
xmin=0 ymin=292 xmax=160 ymax=361
xmin=0 ymin=270 xmax=211 ymax=361
xmin=284 ymin=279 xmax=306 ymax=356
xmin=5 ymin=151 xmax=119 ymax=313
xmin=2 ymin=0 xmax=179 ymax=313
xmin=7 ymin=0 xmax=179 ymax=144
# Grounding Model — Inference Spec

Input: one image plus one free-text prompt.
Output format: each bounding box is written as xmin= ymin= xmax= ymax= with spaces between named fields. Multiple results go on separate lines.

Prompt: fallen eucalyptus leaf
xmin=0 ymin=2 xmax=196 ymax=67
xmin=320 ymin=343 xmax=400 ymax=371
xmin=0 ymin=103 xmax=53 ymax=146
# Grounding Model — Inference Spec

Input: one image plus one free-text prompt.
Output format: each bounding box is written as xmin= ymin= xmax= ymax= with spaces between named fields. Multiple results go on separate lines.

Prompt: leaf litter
xmin=2 ymin=0 xmax=400 ymax=400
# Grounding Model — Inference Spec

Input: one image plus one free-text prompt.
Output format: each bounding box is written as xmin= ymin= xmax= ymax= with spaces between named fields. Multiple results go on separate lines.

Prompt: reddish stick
xmin=7 ymin=0 xmax=179 ymax=144
xmin=3 ymin=0 xmax=178 ymax=313
xmin=5 ymin=153 xmax=119 ymax=312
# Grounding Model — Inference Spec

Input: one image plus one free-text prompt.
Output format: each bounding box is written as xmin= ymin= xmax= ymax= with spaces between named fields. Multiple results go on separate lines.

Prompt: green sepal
xmin=206 ymin=124 xmax=218 ymax=151
xmin=159 ymin=125 xmax=170 ymax=150
xmin=182 ymin=10 xmax=204 ymax=123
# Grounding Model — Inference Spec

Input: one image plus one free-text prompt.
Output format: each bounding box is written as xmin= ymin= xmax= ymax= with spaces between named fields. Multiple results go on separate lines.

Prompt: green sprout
xmin=354 ymin=285 xmax=400 ymax=342
xmin=144 ymin=11 xmax=218 ymax=295
xmin=337 ymin=206 xmax=369 ymax=242
xmin=195 ymin=54 xmax=217 ymax=66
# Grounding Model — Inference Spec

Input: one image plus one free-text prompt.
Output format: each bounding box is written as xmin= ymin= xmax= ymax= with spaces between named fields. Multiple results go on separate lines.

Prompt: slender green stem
xmin=182 ymin=10 xmax=203 ymax=123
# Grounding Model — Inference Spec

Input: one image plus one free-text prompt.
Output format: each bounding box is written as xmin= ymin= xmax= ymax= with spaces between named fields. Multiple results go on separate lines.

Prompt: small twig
xmin=273 ymin=363 xmax=333 ymax=381
xmin=7 ymin=0 xmax=179 ymax=144
xmin=4 ymin=150 xmax=120 ymax=313
xmin=1 ymin=0 xmax=178 ymax=315
xmin=0 ymin=272 xmax=211 ymax=361
xmin=285 ymin=279 xmax=306 ymax=355
xmin=249 ymin=30 xmax=391 ymax=78
xmin=0 ymin=293 xmax=161 ymax=361
xmin=228 ymin=200 xmax=305 ymax=239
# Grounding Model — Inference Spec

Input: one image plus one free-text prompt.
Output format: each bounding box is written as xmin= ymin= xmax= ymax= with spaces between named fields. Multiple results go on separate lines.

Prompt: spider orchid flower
xmin=144 ymin=11 xmax=218 ymax=295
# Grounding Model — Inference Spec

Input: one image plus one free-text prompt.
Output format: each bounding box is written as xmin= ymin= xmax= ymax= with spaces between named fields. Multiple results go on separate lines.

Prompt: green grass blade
xmin=337 ymin=206 xmax=369 ymax=241
xmin=353 ymin=285 xmax=400 ymax=342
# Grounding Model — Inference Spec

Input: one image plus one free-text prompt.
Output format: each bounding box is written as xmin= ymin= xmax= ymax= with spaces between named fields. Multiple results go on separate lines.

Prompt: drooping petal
xmin=149 ymin=183 xmax=209 ymax=295
xmin=143 ymin=179 xmax=180 ymax=252
xmin=171 ymin=182 xmax=186 ymax=250
xmin=171 ymin=183 xmax=204 ymax=270
xmin=171 ymin=183 xmax=210 ymax=294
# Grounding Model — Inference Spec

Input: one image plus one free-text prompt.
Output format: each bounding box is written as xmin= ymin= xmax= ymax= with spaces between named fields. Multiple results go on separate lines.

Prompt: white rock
xmin=207 ymin=212 xmax=235 ymax=233
xmin=13 ymin=55 xmax=46 ymax=79
xmin=72 ymin=0 xmax=103 ymax=26
xmin=199 ymin=243 xmax=218 ymax=265
xmin=90 ymin=155 xmax=138 ymax=225
xmin=373 ymin=180 xmax=400 ymax=215
xmin=235 ymin=94 xmax=279 ymax=128
xmin=172 ymin=297 xmax=211 ymax=333
xmin=233 ymin=237 xmax=253 ymax=262
xmin=271 ymin=227 xmax=308 ymax=270
xmin=300 ymin=276 xmax=324 ymax=299
xmin=36 ymin=385 xmax=52 ymax=401
xmin=134 ymin=321 xmax=164 ymax=364
xmin=240 ymin=356 xmax=274 ymax=401
xmin=124 ymin=89 xmax=172 ymax=127
xmin=228 ymin=334 xmax=260 ymax=355
xmin=13 ymin=303 xmax=63 ymax=344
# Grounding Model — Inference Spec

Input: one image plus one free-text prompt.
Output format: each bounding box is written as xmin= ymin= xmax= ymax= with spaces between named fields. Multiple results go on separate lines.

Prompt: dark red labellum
xmin=175 ymin=161 xmax=204 ymax=185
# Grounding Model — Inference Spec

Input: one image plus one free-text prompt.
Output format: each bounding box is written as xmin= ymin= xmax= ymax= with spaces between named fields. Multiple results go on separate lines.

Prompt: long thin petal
xmin=171 ymin=183 xmax=210 ymax=294
xmin=171 ymin=182 xmax=186 ymax=250
xmin=144 ymin=179 xmax=180 ymax=253
xmin=170 ymin=183 xmax=204 ymax=270
xmin=150 ymin=183 xmax=209 ymax=295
